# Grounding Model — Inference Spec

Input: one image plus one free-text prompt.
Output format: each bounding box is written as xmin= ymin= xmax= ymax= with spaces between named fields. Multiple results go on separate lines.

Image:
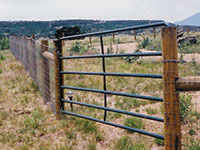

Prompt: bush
xmin=180 ymin=94 xmax=192 ymax=123
xmin=138 ymin=37 xmax=161 ymax=51
xmin=69 ymin=41 xmax=90 ymax=54
xmin=0 ymin=53 xmax=6 ymax=61
xmin=0 ymin=38 xmax=9 ymax=50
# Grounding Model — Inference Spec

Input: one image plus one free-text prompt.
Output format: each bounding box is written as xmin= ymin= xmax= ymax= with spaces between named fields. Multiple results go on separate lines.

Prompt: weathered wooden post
xmin=112 ymin=33 xmax=115 ymax=43
xmin=134 ymin=30 xmax=137 ymax=40
xmin=153 ymin=27 xmax=156 ymax=39
xmin=54 ymin=39 xmax=64 ymax=119
xmin=187 ymin=26 xmax=189 ymax=34
xmin=62 ymin=32 xmax=65 ymax=47
xmin=161 ymin=27 xmax=181 ymax=150
xmin=89 ymin=36 xmax=92 ymax=45
xmin=41 ymin=40 xmax=50 ymax=103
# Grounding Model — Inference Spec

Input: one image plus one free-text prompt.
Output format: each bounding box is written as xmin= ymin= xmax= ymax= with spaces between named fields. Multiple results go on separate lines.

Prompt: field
xmin=1 ymin=32 xmax=200 ymax=149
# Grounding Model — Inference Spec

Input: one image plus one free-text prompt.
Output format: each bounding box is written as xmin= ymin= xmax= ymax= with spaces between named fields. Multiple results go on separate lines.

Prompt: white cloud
xmin=0 ymin=0 xmax=199 ymax=22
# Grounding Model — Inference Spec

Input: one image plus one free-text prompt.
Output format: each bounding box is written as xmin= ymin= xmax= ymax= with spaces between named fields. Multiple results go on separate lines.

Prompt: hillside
xmin=0 ymin=19 xmax=162 ymax=38
xmin=175 ymin=12 xmax=200 ymax=26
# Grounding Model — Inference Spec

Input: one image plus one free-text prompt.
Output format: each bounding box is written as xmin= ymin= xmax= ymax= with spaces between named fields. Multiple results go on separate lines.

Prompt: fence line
xmin=9 ymin=35 xmax=56 ymax=112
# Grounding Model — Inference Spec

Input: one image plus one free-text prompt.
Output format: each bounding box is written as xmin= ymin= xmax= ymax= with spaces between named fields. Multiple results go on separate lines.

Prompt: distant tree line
xmin=0 ymin=19 xmax=166 ymax=38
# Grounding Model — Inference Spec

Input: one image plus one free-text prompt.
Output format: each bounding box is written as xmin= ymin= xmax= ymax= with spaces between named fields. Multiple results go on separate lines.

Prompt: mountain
xmin=0 ymin=19 xmax=162 ymax=38
xmin=175 ymin=12 xmax=200 ymax=26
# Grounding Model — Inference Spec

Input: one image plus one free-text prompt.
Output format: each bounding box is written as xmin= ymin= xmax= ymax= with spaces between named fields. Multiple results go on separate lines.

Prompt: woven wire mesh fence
xmin=9 ymin=35 xmax=56 ymax=112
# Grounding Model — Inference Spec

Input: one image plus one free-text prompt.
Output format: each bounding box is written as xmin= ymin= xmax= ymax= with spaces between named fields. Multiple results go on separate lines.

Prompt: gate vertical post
xmin=161 ymin=27 xmax=181 ymax=150
xmin=54 ymin=39 xmax=64 ymax=120
xmin=41 ymin=40 xmax=50 ymax=103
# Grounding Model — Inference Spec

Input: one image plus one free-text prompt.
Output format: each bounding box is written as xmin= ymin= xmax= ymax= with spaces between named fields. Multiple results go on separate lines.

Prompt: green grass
xmin=123 ymin=117 xmax=144 ymax=132
xmin=154 ymin=138 xmax=164 ymax=146
xmin=74 ymin=118 xmax=98 ymax=134
xmin=145 ymin=108 xmax=158 ymax=115
xmin=185 ymin=140 xmax=200 ymax=150
xmin=114 ymin=136 xmax=147 ymax=150
xmin=0 ymin=52 xmax=6 ymax=61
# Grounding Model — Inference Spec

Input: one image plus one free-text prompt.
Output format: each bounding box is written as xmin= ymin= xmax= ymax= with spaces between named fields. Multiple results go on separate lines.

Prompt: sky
xmin=0 ymin=0 xmax=199 ymax=22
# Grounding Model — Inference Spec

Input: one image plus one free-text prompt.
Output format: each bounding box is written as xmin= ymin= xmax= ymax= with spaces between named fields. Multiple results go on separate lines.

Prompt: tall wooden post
xmin=134 ymin=30 xmax=137 ymax=40
xmin=41 ymin=40 xmax=50 ymax=104
xmin=187 ymin=26 xmax=189 ymax=34
xmin=62 ymin=32 xmax=65 ymax=47
xmin=54 ymin=40 xmax=64 ymax=119
xmin=112 ymin=33 xmax=115 ymax=43
xmin=161 ymin=27 xmax=181 ymax=150
xmin=89 ymin=36 xmax=92 ymax=45
xmin=153 ymin=27 xmax=156 ymax=39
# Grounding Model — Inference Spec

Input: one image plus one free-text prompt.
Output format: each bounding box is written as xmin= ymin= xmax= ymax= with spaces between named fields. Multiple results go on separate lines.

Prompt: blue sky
xmin=0 ymin=0 xmax=199 ymax=22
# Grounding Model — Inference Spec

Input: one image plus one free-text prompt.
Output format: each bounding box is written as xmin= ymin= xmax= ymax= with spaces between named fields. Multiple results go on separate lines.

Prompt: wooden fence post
xmin=161 ymin=27 xmax=181 ymax=150
xmin=89 ymin=36 xmax=92 ymax=45
xmin=153 ymin=27 xmax=156 ymax=39
xmin=112 ymin=33 xmax=115 ymax=43
xmin=187 ymin=26 xmax=189 ymax=34
xmin=134 ymin=30 xmax=137 ymax=40
xmin=41 ymin=40 xmax=50 ymax=103
xmin=54 ymin=40 xmax=64 ymax=119
xmin=31 ymin=34 xmax=37 ymax=82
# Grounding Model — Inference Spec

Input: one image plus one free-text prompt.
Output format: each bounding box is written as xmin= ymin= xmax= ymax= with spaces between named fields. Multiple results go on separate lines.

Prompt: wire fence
xmin=9 ymin=35 xmax=56 ymax=112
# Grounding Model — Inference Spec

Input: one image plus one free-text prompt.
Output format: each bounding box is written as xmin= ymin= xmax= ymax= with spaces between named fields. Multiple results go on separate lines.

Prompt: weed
xmin=115 ymin=136 xmax=147 ymax=150
xmin=87 ymin=143 xmax=96 ymax=150
xmin=56 ymin=144 xmax=74 ymax=150
xmin=145 ymin=108 xmax=158 ymax=115
xmin=124 ymin=117 xmax=144 ymax=132
xmin=185 ymin=140 xmax=200 ymax=150
xmin=188 ymin=129 xmax=196 ymax=136
xmin=0 ymin=111 xmax=8 ymax=121
xmin=0 ymin=68 xmax=2 ymax=74
xmin=180 ymin=94 xmax=192 ymax=123
xmin=154 ymin=138 xmax=164 ymax=146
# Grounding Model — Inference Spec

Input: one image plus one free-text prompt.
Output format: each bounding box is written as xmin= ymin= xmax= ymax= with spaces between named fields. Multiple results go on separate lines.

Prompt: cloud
xmin=0 ymin=0 xmax=199 ymax=22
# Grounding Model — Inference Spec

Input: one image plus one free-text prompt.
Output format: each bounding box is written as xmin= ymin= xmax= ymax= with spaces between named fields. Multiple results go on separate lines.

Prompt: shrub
xmin=69 ymin=41 xmax=90 ymax=53
xmin=0 ymin=53 xmax=6 ymax=61
xmin=0 ymin=38 xmax=9 ymax=50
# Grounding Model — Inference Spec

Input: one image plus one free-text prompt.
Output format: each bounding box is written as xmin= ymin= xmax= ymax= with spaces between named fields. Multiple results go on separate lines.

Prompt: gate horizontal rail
xmin=60 ymin=71 xmax=163 ymax=79
xmin=59 ymin=52 xmax=162 ymax=59
xmin=61 ymin=99 xmax=164 ymax=122
xmin=61 ymin=110 xmax=164 ymax=139
xmin=61 ymin=85 xmax=163 ymax=101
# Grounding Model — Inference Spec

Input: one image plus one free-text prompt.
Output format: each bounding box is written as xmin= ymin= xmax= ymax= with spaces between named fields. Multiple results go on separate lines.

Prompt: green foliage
xmin=188 ymin=129 xmax=196 ymax=136
xmin=154 ymin=138 xmax=164 ymax=146
xmin=145 ymin=108 xmax=158 ymax=115
xmin=138 ymin=37 xmax=161 ymax=51
xmin=180 ymin=94 xmax=192 ymax=123
xmin=179 ymin=38 xmax=200 ymax=54
xmin=0 ymin=53 xmax=6 ymax=61
xmin=115 ymin=136 xmax=147 ymax=150
xmin=0 ymin=38 xmax=9 ymax=50
xmin=69 ymin=41 xmax=90 ymax=53
xmin=55 ymin=26 xmax=82 ymax=39
xmin=124 ymin=117 xmax=144 ymax=132
xmin=185 ymin=140 xmax=200 ymax=150
xmin=124 ymin=49 xmax=141 ymax=63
